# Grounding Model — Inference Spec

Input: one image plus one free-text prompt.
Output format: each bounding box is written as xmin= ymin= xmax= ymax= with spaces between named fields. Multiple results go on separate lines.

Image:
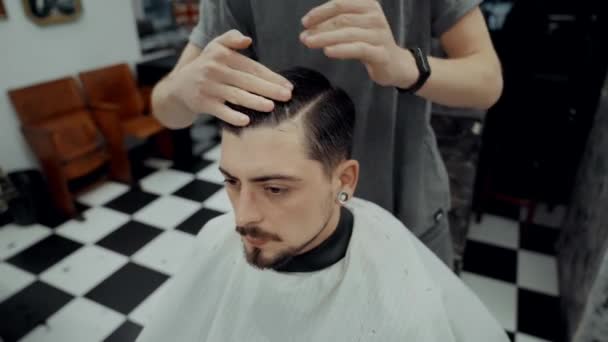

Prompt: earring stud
xmin=337 ymin=191 xmax=349 ymax=204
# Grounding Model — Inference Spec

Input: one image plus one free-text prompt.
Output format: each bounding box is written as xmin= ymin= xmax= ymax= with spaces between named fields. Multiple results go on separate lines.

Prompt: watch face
xmin=419 ymin=53 xmax=430 ymax=74
xmin=412 ymin=47 xmax=431 ymax=74
xmin=398 ymin=47 xmax=430 ymax=93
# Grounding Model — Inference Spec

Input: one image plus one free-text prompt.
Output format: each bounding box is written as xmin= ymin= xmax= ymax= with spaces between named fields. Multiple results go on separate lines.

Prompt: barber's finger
xmin=302 ymin=0 xmax=372 ymax=28
xmin=226 ymin=52 xmax=293 ymax=90
xmin=304 ymin=13 xmax=379 ymax=36
xmin=208 ymin=101 xmax=250 ymax=126
xmin=323 ymin=42 xmax=385 ymax=64
xmin=220 ymin=67 xmax=292 ymax=102
xmin=302 ymin=28 xmax=380 ymax=49
xmin=209 ymin=84 xmax=275 ymax=112
xmin=214 ymin=29 xmax=253 ymax=50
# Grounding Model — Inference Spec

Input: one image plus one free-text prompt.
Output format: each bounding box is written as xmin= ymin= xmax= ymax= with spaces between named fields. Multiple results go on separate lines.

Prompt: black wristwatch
xmin=397 ymin=47 xmax=431 ymax=94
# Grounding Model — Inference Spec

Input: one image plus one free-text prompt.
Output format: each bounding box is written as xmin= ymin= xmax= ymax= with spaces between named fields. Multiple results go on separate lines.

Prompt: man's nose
xmin=235 ymin=188 xmax=263 ymax=227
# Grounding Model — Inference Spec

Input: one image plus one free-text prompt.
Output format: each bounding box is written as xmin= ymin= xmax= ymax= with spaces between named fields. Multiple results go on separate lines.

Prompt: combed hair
xmin=222 ymin=67 xmax=356 ymax=176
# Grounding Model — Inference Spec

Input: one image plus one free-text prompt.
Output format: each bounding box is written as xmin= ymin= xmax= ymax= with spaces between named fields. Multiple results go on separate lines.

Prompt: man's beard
xmin=243 ymin=245 xmax=297 ymax=270
xmin=236 ymin=226 xmax=298 ymax=270
xmin=236 ymin=197 xmax=335 ymax=270
xmin=236 ymin=226 xmax=293 ymax=269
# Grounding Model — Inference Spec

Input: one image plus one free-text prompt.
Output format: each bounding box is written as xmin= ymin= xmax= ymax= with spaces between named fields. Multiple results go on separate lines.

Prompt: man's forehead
xmin=222 ymin=122 xmax=305 ymax=154
xmin=219 ymin=154 xmax=309 ymax=182
xmin=220 ymin=122 xmax=312 ymax=175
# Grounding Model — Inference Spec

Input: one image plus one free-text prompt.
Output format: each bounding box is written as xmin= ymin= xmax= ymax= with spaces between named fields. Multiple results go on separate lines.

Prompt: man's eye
xmin=265 ymin=186 xmax=287 ymax=195
xmin=223 ymin=179 xmax=237 ymax=186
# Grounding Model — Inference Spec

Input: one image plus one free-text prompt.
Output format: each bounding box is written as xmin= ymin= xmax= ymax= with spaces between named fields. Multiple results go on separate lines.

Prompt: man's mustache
xmin=236 ymin=226 xmax=282 ymax=241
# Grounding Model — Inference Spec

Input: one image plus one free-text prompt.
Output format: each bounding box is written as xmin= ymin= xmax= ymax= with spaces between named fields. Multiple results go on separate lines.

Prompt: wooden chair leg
xmin=154 ymin=130 xmax=174 ymax=160
xmin=41 ymin=162 xmax=77 ymax=218
xmin=108 ymin=149 xmax=133 ymax=184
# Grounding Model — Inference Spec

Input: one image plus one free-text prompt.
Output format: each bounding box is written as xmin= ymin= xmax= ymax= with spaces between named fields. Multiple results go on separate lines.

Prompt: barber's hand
xmin=170 ymin=30 xmax=293 ymax=126
xmin=300 ymin=0 xmax=417 ymax=88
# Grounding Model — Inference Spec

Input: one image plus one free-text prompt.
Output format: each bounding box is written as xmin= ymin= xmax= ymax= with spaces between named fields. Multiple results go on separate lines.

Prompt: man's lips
xmin=244 ymin=235 xmax=271 ymax=247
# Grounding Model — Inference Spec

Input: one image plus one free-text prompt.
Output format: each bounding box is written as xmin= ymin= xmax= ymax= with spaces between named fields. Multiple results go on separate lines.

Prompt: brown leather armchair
xmin=8 ymin=77 xmax=131 ymax=219
xmin=78 ymin=63 xmax=174 ymax=160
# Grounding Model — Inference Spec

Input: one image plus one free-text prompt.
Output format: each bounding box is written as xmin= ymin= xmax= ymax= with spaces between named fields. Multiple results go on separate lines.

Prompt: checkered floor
xmin=0 ymin=144 xmax=566 ymax=342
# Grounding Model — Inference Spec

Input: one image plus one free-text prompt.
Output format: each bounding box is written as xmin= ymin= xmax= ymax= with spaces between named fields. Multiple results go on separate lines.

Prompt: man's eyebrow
xmin=250 ymin=174 xmax=303 ymax=183
xmin=219 ymin=167 xmax=235 ymax=179
xmin=219 ymin=167 xmax=302 ymax=183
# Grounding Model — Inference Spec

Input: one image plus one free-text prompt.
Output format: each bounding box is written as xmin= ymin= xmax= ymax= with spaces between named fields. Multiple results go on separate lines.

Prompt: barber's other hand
xmin=169 ymin=30 xmax=293 ymax=126
xmin=300 ymin=0 xmax=417 ymax=88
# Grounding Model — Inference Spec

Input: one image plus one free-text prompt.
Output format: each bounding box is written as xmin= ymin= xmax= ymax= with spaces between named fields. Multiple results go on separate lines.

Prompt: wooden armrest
xmin=90 ymin=106 xmax=123 ymax=146
xmin=21 ymin=125 xmax=59 ymax=160
xmin=89 ymin=101 xmax=121 ymax=112
xmin=139 ymin=86 xmax=153 ymax=114
xmin=22 ymin=125 xmax=53 ymax=137
xmin=89 ymin=103 xmax=132 ymax=184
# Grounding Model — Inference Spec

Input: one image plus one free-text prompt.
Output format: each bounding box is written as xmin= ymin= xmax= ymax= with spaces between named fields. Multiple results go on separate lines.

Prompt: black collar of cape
xmin=273 ymin=206 xmax=354 ymax=273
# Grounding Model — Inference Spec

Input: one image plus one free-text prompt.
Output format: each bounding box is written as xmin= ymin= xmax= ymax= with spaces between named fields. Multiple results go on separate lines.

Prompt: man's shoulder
xmin=347 ymin=197 xmax=412 ymax=233
xmin=346 ymin=197 xmax=421 ymax=265
xmin=202 ymin=211 xmax=233 ymax=228
xmin=193 ymin=212 xmax=234 ymax=242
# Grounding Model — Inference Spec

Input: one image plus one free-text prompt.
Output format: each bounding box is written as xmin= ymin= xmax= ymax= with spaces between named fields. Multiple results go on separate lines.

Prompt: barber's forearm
xmin=151 ymin=77 xmax=198 ymax=129
xmin=395 ymin=48 xmax=503 ymax=110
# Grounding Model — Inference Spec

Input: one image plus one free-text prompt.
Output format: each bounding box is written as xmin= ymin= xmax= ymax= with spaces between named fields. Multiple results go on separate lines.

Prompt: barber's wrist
xmin=163 ymin=76 xmax=183 ymax=107
xmin=153 ymin=77 xmax=197 ymax=128
xmin=392 ymin=47 xmax=420 ymax=90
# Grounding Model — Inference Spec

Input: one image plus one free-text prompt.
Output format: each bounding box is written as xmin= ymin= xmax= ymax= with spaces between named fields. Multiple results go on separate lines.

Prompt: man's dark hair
xmin=222 ymin=67 xmax=356 ymax=176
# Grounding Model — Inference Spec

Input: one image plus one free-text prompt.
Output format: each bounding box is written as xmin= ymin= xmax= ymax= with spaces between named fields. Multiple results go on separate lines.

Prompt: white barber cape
xmin=136 ymin=198 xmax=509 ymax=342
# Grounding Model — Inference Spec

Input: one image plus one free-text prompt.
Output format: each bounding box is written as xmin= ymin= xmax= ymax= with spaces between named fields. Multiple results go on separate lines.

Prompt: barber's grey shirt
xmin=189 ymin=0 xmax=481 ymax=237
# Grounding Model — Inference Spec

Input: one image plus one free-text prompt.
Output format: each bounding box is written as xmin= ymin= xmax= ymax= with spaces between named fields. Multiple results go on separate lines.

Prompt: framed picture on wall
xmin=22 ymin=0 xmax=82 ymax=25
xmin=0 ymin=1 xmax=7 ymax=20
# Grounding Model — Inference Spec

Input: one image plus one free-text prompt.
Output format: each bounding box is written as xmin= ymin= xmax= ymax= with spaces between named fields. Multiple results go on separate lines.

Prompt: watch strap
xmin=398 ymin=47 xmax=431 ymax=94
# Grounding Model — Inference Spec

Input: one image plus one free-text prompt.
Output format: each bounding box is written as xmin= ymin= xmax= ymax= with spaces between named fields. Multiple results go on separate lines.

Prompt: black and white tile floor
xmin=0 ymin=145 xmax=565 ymax=342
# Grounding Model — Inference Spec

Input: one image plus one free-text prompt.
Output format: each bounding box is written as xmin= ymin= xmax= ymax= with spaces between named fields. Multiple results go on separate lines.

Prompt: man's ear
xmin=333 ymin=159 xmax=359 ymax=199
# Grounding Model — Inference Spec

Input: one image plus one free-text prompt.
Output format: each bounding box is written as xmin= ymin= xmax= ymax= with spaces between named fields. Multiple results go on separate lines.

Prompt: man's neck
xmin=273 ymin=205 xmax=354 ymax=273
xmin=299 ymin=204 xmax=342 ymax=255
